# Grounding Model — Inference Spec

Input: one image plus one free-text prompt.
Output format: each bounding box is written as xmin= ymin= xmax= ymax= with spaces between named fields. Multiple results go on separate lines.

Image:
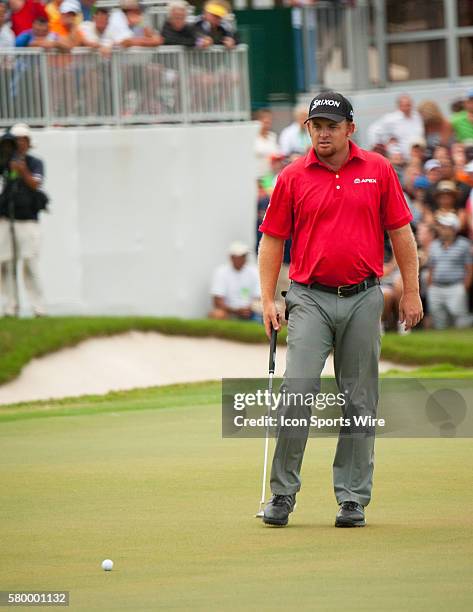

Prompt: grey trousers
xmin=427 ymin=283 xmax=472 ymax=330
xmin=270 ymin=281 xmax=384 ymax=507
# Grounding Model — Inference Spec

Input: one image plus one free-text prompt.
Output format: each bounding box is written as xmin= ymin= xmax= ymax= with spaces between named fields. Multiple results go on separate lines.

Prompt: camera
xmin=0 ymin=132 xmax=19 ymax=173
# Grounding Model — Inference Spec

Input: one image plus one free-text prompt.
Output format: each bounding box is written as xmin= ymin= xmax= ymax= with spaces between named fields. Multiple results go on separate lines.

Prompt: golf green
xmin=1 ymin=384 xmax=472 ymax=611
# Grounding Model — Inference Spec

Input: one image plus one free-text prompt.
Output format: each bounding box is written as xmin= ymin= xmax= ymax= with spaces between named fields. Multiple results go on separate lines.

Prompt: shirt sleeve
xmin=28 ymin=157 xmax=44 ymax=184
xmin=380 ymin=161 xmax=413 ymax=230
xmin=258 ymin=169 xmax=293 ymax=240
xmin=15 ymin=32 xmax=31 ymax=47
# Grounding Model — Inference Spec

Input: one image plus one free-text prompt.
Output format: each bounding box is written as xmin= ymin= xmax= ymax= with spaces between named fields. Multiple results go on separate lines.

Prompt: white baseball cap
xmin=229 ymin=241 xmax=249 ymax=257
xmin=60 ymin=0 xmax=81 ymax=14
xmin=10 ymin=123 xmax=33 ymax=144
xmin=424 ymin=159 xmax=441 ymax=172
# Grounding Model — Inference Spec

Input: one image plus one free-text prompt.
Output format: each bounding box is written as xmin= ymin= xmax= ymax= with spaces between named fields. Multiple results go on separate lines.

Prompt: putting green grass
xmin=1 ymin=384 xmax=472 ymax=611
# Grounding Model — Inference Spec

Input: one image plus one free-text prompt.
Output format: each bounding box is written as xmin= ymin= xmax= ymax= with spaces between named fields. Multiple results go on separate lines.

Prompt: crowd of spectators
xmin=0 ymin=0 xmax=239 ymax=52
xmin=254 ymin=91 xmax=473 ymax=331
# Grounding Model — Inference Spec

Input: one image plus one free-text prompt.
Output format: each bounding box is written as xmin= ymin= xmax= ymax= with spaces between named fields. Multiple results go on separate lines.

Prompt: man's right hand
xmin=263 ymin=301 xmax=280 ymax=339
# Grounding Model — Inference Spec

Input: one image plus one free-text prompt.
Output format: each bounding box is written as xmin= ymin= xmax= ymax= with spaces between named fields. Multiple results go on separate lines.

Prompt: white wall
xmin=28 ymin=123 xmax=259 ymax=317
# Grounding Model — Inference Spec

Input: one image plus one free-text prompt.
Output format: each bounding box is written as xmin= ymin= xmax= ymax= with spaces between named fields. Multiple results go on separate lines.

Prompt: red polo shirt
xmin=259 ymin=141 xmax=412 ymax=286
xmin=11 ymin=0 xmax=48 ymax=36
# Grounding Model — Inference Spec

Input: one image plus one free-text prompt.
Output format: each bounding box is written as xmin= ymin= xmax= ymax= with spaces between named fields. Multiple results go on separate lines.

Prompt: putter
xmin=255 ymin=323 xmax=278 ymax=518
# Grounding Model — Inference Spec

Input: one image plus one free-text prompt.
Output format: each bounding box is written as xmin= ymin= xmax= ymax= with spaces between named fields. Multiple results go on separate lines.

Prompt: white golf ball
xmin=101 ymin=559 xmax=113 ymax=571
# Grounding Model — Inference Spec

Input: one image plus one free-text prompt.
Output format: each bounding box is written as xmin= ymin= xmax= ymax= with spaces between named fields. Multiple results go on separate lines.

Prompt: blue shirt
xmin=15 ymin=30 xmax=58 ymax=47
xmin=15 ymin=30 xmax=34 ymax=47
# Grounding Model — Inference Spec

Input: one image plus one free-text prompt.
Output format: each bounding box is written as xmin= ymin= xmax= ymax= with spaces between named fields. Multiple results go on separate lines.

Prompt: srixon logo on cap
xmin=311 ymin=99 xmax=341 ymax=110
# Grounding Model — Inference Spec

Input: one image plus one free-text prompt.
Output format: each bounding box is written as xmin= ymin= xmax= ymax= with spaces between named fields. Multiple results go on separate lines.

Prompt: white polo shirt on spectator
xmin=0 ymin=23 xmax=14 ymax=47
xmin=107 ymin=9 xmax=133 ymax=43
xmin=255 ymin=131 xmax=279 ymax=178
xmin=368 ymin=110 xmax=424 ymax=158
xmin=211 ymin=263 xmax=260 ymax=309
xmin=279 ymin=122 xmax=311 ymax=156
xmin=79 ymin=21 xmax=114 ymax=47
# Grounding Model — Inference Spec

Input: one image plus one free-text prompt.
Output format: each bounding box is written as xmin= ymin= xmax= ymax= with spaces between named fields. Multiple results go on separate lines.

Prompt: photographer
xmin=0 ymin=123 xmax=47 ymax=317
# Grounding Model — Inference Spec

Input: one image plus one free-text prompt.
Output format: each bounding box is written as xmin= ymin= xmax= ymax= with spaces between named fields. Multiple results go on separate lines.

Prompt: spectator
xmin=194 ymin=1 xmax=239 ymax=49
xmin=427 ymin=158 xmax=470 ymax=209
xmin=451 ymin=89 xmax=473 ymax=143
xmin=464 ymin=160 xmax=473 ymax=239
xmin=367 ymin=94 xmax=424 ymax=158
xmin=427 ymin=212 xmax=473 ymax=329
xmin=15 ymin=16 xmax=60 ymax=47
xmin=161 ymin=0 xmax=196 ymax=47
xmin=45 ymin=0 xmax=64 ymax=36
xmin=386 ymin=142 xmax=405 ymax=183
xmin=51 ymin=0 xmax=87 ymax=48
xmin=279 ymin=104 xmax=311 ymax=156
xmin=260 ymin=153 xmax=286 ymax=195
xmin=209 ymin=242 xmax=261 ymax=321
xmin=0 ymin=2 xmax=14 ymax=47
xmin=80 ymin=0 xmax=94 ymax=21
xmin=254 ymin=109 xmax=279 ymax=178
xmin=428 ymin=180 xmax=467 ymax=230
xmin=0 ymin=5 xmax=12 ymax=43
xmin=409 ymin=138 xmax=427 ymax=164
xmin=79 ymin=7 xmax=113 ymax=51
xmin=432 ymin=144 xmax=451 ymax=163
xmin=450 ymin=142 xmax=473 ymax=188
xmin=403 ymin=159 xmax=423 ymax=196
xmin=451 ymin=98 xmax=464 ymax=114
xmin=424 ymin=158 xmax=442 ymax=185
xmin=411 ymin=174 xmax=430 ymax=208
xmin=0 ymin=124 xmax=47 ymax=317
xmin=417 ymin=100 xmax=453 ymax=148
xmin=9 ymin=0 xmax=47 ymax=36
xmin=108 ymin=0 xmax=163 ymax=47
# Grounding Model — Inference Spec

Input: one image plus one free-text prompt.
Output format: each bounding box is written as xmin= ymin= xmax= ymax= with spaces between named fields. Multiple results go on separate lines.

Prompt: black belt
xmin=295 ymin=276 xmax=380 ymax=298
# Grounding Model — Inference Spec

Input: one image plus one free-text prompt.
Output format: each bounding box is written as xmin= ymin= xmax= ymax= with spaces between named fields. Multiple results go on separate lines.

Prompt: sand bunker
xmin=0 ymin=332 xmax=412 ymax=405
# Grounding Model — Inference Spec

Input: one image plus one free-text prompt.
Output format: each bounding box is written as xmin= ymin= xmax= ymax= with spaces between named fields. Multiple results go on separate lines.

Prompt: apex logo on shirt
xmin=354 ymin=178 xmax=377 ymax=184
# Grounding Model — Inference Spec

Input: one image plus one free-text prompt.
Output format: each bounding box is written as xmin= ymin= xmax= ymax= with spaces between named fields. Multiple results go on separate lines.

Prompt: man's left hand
xmin=399 ymin=292 xmax=423 ymax=329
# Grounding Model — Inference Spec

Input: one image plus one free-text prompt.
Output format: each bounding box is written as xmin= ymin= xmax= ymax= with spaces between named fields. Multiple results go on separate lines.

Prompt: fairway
xmin=1 ymin=383 xmax=472 ymax=611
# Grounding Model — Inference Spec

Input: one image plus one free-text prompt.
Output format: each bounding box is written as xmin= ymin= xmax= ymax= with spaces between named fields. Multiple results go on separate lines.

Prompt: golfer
xmin=258 ymin=92 xmax=423 ymax=527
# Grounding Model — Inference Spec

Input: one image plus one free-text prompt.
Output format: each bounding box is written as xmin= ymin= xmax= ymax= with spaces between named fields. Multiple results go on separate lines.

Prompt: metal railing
xmin=298 ymin=1 xmax=371 ymax=92
xmin=0 ymin=45 xmax=250 ymax=126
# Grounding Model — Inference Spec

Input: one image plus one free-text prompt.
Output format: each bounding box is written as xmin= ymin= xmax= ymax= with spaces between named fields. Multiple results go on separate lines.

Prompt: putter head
xmin=255 ymin=510 xmax=264 ymax=519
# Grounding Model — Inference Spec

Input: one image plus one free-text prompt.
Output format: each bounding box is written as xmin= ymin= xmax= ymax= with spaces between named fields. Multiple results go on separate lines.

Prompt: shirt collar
xmin=304 ymin=140 xmax=367 ymax=169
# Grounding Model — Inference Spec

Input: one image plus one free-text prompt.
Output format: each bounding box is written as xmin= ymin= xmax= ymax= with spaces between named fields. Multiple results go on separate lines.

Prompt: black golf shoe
xmin=335 ymin=501 xmax=366 ymax=527
xmin=263 ymin=494 xmax=296 ymax=526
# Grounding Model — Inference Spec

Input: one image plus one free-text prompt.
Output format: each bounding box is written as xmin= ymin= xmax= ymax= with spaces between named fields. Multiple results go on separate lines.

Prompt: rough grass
xmin=0 ymin=317 xmax=473 ymax=387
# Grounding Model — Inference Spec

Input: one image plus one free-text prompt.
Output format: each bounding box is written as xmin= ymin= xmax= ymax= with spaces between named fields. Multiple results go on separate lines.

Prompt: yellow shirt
xmin=46 ymin=2 xmax=82 ymax=37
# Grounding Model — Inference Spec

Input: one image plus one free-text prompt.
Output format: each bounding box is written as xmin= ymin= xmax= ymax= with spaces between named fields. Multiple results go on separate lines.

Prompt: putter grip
xmin=269 ymin=325 xmax=277 ymax=374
